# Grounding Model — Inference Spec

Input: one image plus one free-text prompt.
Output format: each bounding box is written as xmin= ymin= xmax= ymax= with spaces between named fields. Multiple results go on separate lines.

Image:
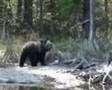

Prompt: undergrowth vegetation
xmin=0 ymin=37 xmax=112 ymax=63
xmin=54 ymin=37 xmax=112 ymax=60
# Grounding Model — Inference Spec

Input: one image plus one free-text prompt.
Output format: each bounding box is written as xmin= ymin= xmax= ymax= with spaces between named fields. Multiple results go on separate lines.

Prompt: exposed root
xmin=0 ymin=46 xmax=19 ymax=66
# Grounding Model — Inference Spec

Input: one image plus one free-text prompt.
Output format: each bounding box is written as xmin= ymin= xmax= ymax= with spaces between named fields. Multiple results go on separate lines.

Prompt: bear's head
xmin=40 ymin=39 xmax=53 ymax=52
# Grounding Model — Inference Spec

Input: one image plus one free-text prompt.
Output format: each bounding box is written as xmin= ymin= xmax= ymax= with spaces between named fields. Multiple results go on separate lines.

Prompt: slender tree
xmin=17 ymin=0 xmax=22 ymax=21
xmin=49 ymin=0 xmax=56 ymax=35
xmin=104 ymin=0 xmax=109 ymax=37
xmin=89 ymin=0 xmax=96 ymax=41
xmin=39 ymin=0 xmax=43 ymax=32
xmin=82 ymin=0 xmax=90 ymax=39
xmin=0 ymin=0 xmax=5 ymax=39
xmin=82 ymin=0 xmax=96 ymax=40
xmin=0 ymin=0 xmax=4 ymax=17
xmin=23 ymin=0 xmax=33 ymax=28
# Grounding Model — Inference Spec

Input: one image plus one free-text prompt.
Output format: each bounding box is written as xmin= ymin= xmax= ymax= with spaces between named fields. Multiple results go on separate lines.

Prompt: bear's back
xmin=22 ymin=41 xmax=41 ymax=53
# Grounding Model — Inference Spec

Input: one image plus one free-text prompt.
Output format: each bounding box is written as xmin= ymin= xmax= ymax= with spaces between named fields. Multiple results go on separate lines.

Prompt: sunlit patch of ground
xmin=29 ymin=66 xmax=84 ymax=89
xmin=0 ymin=66 xmax=84 ymax=90
xmin=0 ymin=67 xmax=43 ymax=84
xmin=0 ymin=62 xmax=112 ymax=89
xmin=97 ymin=64 xmax=112 ymax=83
xmin=97 ymin=64 xmax=112 ymax=73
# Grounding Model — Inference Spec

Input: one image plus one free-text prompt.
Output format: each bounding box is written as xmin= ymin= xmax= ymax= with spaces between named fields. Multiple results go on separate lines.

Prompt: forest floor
xmin=0 ymin=66 xmax=84 ymax=90
xmin=0 ymin=62 xmax=112 ymax=90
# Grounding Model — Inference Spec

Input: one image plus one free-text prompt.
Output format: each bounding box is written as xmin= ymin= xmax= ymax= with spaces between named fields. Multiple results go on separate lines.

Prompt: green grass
xmin=0 ymin=38 xmax=24 ymax=54
xmin=0 ymin=40 xmax=7 ymax=50
xmin=0 ymin=37 xmax=111 ymax=61
xmin=53 ymin=37 xmax=112 ymax=60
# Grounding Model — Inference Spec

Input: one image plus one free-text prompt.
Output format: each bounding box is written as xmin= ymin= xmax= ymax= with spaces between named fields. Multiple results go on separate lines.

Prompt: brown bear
xmin=19 ymin=39 xmax=52 ymax=67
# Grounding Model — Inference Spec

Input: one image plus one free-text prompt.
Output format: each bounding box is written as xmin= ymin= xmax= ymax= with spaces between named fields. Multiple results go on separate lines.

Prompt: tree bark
xmin=82 ymin=0 xmax=90 ymax=39
xmin=104 ymin=0 xmax=109 ymax=37
xmin=23 ymin=0 xmax=33 ymax=28
xmin=89 ymin=0 xmax=96 ymax=41
xmin=39 ymin=0 xmax=43 ymax=32
xmin=17 ymin=0 xmax=22 ymax=21
xmin=50 ymin=0 xmax=56 ymax=35
xmin=82 ymin=0 xmax=96 ymax=40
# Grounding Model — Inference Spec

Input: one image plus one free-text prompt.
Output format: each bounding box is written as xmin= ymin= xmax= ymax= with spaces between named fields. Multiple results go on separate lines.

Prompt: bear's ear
xmin=40 ymin=39 xmax=47 ymax=45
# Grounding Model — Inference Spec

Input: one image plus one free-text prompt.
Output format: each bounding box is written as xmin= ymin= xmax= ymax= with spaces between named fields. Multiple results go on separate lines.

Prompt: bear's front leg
xmin=30 ymin=56 xmax=38 ymax=66
xmin=40 ymin=58 xmax=47 ymax=66
xmin=19 ymin=51 xmax=27 ymax=67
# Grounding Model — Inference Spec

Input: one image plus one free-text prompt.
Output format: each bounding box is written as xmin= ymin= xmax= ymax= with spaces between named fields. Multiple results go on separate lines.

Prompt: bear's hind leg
xmin=40 ymin=58 xmax=46 ymax=66
xmin=30 ymin=55 xmax=38 ymax=66
xmin=19 ymin=51 xmax=27 ymax=67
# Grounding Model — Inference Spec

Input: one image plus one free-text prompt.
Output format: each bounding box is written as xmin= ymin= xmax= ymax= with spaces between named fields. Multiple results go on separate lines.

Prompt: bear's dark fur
xmin=19 ymin=39 xmax=52 ymax=67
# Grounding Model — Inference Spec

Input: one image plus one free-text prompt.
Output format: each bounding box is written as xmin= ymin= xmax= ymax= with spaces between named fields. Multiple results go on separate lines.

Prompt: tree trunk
xmin=17 ymin=0 xmax=22 ymax=21
xmin=0 ymin=0 xmax=4 ymax=38
xmin=89 ymin=0 xmax=96 ymax=41
xmin=82 ymin=0 xmax=96 ymax=40
xmin=104 ymin=0 xmax=109 ymax=37
xmin=50 ymin=0 xmax=56 ymax=35
xmin=39 ymin=0 xmax=43 ymax=33
xmin=82 ymin=0 xmax=90 ymax=39
xmin=23 ymin=0 xmax=33 ymax=28
xmin=0 ymin=0 xmax=4 ymax=17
